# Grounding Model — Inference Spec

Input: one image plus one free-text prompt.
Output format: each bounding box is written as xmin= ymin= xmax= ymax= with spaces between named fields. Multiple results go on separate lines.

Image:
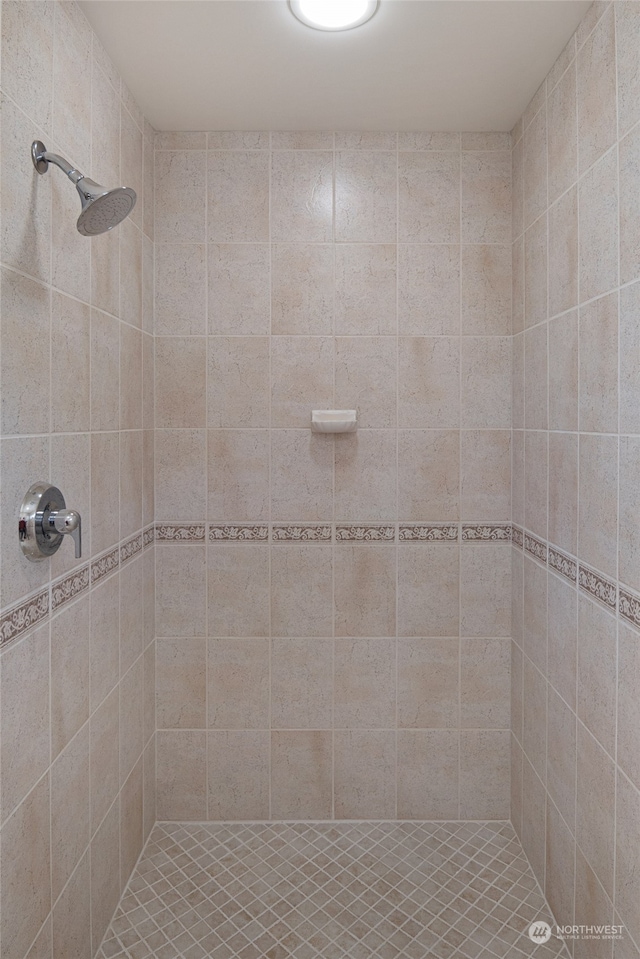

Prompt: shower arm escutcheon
xmin=19 ymin=483 xmax=82 ymax=562
xmin=31 ymin=140 xmax=84 ymax=183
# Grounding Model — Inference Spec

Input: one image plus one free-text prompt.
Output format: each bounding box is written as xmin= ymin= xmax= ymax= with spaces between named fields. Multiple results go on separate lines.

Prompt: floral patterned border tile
xmin=336 ymin=525 xmax=395 ymax=542
xmin=462 ymin=524 xmax=511 ymax=543
xmin=619 ymin=587 xmax=640 ymax=632
xmin=524 ymin=533 xmax=547 ymax=564
xmin=156 ymin=524 xmax=206 ymax=542
xmin=272 ymin=525 xmax=332 ymax=542
xmin=578 ymin=563 xmax=617 ymax=611
xmin=91 ymin=547 xmax=120 ymax=586
xmin=52 ymin=565 xmax=90 ymax=612
xmin=511 ymin=525 xmax=524 ymax=549
xmin=548 ymin=547 xmax=577 ymax=584
xmin=0 ymin=588 xmax=49 ymax=648
xmin=399 ymin=524 xmax=459 ymax=542
xmin=121 ymin=532 xmax=143 ymax=563
xmin=143 ymin=525 xmax=155 ymax=549
xmin=209 ymin=525 xmax=269 ymax=542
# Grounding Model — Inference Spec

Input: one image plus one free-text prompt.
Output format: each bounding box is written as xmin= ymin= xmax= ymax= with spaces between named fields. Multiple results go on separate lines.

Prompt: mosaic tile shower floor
xmin=98 ymin=820 xmax=568 ymax=959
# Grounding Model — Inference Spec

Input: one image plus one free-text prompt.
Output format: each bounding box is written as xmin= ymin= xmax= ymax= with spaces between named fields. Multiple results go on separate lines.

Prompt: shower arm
xmin=31 ymin=141 xmax=84 ymax=184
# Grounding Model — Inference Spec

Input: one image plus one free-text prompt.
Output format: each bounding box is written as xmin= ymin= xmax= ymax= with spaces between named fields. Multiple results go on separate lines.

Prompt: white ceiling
xmin=80 ymin=0 xmax=591 ymax=132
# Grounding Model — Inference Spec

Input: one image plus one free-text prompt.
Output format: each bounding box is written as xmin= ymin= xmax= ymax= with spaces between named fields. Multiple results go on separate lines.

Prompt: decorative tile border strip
xmin=91 ymin=546 xmax=120 ymax=586
xmin=511 ymin=525 xmax=524 ymax=549
xmin=52 ymin=565 xmax=90 ymax=612
xmin=209 ymin=525 xmax=269 ymax=542
xmin=548 ymin=547 xmax=577 ymax=585
xmin=524 ymin=533 xmax=547 ymax=565
xmin=272 ymin=525 xmax=331 ymax=542
xmin=462 ymin=524 xmax=512 ymax=543
xmin=143 ymin=525 xmax=155 ymax=549
xmin=0 ymin=588 xmax=49 ymax=649
xmin=336 ymin=525 xmax=395 ymax=542
xmin=578 ymin=562 xmax=617 ymax=612
xmin=399 ymin=524 xmax=459 ymax=542
xmin=619 ymin=588 xmax=640 ymax=631
xmin=157 ymin=525 xmax=205 ymax=542
xmin=121 ymin=532 xmax=143 ymax=564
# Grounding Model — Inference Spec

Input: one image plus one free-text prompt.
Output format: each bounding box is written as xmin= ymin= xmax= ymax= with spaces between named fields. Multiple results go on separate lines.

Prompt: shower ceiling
xmin=80 ymin=0 xmax=590 ymax=132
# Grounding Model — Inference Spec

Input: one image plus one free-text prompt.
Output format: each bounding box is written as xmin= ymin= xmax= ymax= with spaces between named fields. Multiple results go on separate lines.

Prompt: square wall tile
xmin=208 ymin=545 xmax=270 ymax=637
xmin=207 ymin=336 xmax=270 ymax=428
xmin=156 ymin=637 xmax=206 ymax=729
xmin=208 ymin=150 xmax=269 ymax=242
xmin=334 ymin=731 xmax=395 ymax=819
xmin=397 ymin=730 xmax=459 ymax=819
xmin=155 ymin=150 xmax=206 ymax=242
xmin=208 ymin=430 xmax=269 ymax=523
xmin=271 ymin=243 xmax=334 ymax=335
xmin=398 ymin=637 xmax=459 ymax=728
xmin=208 ymin=638 xmax=270 ymax=729
xmin=460 ymin=729 xmax=510 ymax=819
xmin=335 ymin=151 xmax=397 ymax=242
xmin=334 ymin=637 xmax=396 ymax=728
xmin=271 ymin=546 xmax=333 ymax=637
xmin=208 ymin=243 xmax=270 ymax=335
xmin=460 ymin=638 xmax=510 ymax=728
xmin=271 ymin=731 xmax=332 ymax=819
xmin=156 ymin=730 xmax=207 ymax=820
xmin=398 ymin=336 xmax=460 ymax=428
xmin=398 ymin=152 xmax=460 ymax=242
xmin=334 ymin=546 xmax=396 ymax=637
xmin=271 ymin=431 xmax=334 ymax=522
xmin=335 ymin=430 xmax=397 ymax=523
xmin=335 ymin=336 xmax=397 ymax=429
xmin=461 ymin=151 xmax=511 ymax=244
xmin=271 ymin=638 xmax=332 ymax=729
xmin=207 ymin=730 xmax=269 ymax=820
xmin=399 ymin=244 xmax=460 ymax=335
xmin=335 ymin=244 xmax=397 ymax=335
xmin=398 ymin=545 xmax=459 ymax=637
xmin=270 ymin=151 xmax=333 ymax=242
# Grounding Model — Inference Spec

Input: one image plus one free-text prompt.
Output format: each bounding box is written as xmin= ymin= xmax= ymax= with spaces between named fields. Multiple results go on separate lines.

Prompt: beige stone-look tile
xmin=334 ymin=730 xmax=395 ymax=819
xmin=618 ymin=621 xmax=640 ymax=791
xmin=155 ymin=335 xmax=206 ymax=428
xmin=51 ymin=594 xmax=90 ymax=759
xmin=1 ymin=1 xmax=53 ymax=130
xmin=334 ymin=546 xmax=396 ymax=638
xmin=399 ymin=132 xmax=460 ymax=151
xmin=155 ymin=429 xmax=206 ymax=521
xmin=548 ymin=29 xmax=575 ymax=92
xmin=617 ymin=2 xmax=640 ymax=138
xmin=398 ymin=244 xmax=460 ymax=335
xmin=549 ymin=431 xmax=578 ymax=555
xmin=525 ymin=430 xmax=548 ymax=541
xmin=398 ymin=545 xmax=459 ymax=637
xmin=155 ymin=150 xmax=206 ymax=241
xmin=208 ymin=150 xmax=269 ymax=241
xmin=155 ymin=131 xmax=206 ymax=149
xmin=120 ymin=757 xmax=143 ymax=886
xmin=271 ymin=336 xmax=333 ymax=427
xmin=398 ymin=429 xmax=458 ymax=522
xmin=460 ymin=729 xmax=510 ymax=819
xmin=548 ymin=58 xmax=577 ymax=205
xmin=462 ymin=151 xmax=511 ymax=244
xmin=335 ymin=430 xmax=396 ymax=522
xmin=545 ymin=799 xmax=576 ymax=930
xmin=51 ymin=722 xmax=90 ymax=902
xmin=208 ymin=730 xmax=269 ymax=819
xmin=208 ymin=242 xmax=271 ymax=335
xmin=524 ymin=215 xmax=548 ymax=330
xmin=271 ymin=638 xmax=332 ymax=729
xmin=208 ymin=429 xmax=269 ymax=522
xmin=461 ymin=336 xmax=511 ymax=429
xmin=521 ymin=757 xmax=546 ymax=882
xmin=398 ymin=336 xmax=460 ymax=428
xmin=52 ymin=850 xmax=90 ymax=959
xmin=208 ymin=131 xmax=270 ymax=149
xmin=271 ymin=430 xmax=334 ymax=522
xmin=578 ymin=595 xmax=617 ymax=757
xmin=142 ymin=232 xmax=153 ymax=334
xmin=463 ymin=132 xmax=511 ymax=151
xmin=90 ymin=225 xmax=119 ymax=319
xmin=546 ymin=685 xmax=576 ymax=833
xmin=549 ymin=186 xmax=578 ymax=319
xmin=511 ymin=737 xmax=523 ymax=838
xmin=156 ymin=637 xmax=206 ymax=729
xmin=336 ymin=132 xmax=397 ymax=150
xmin=119 ymin=558 xmax=144 ymax=676
xmin=335 ymin=151 xmax=396 ymax=242
xmin=90 ymin=572 xmax=119 ymax=709
xmin=579 ymin=433 xmax=618 ymax=578
xmin=398 ymin=152 xmax=460 ymax=242
xmin=120 ymin=323 xmax=142 ymax=431
xmin=90 ymin=310 xmax=119 ymax=431
xmin=579 ymin=147 xmax=619 ymax=303
xmin=51 ymin=165 xmax=89 ymax=303
xmin=208 ymin=544 xmax=270 ymax=637
xmin=90 ymin=801 xmax=120 ymax=956
xmin=574 ymin=847 xmax=615 ymax=958
xmin=154 ymin=243 xmax=206 ymax=335
xmin=0 ymin=773 xmax=51 ymax=959
xmin=461 ymin=429 xmax=511 ymax=520
xmin=271 ymin=151 xmax=333 ymax=242
xmin=335 ymin=336 xmax=396 ymax=429
xmin=523 ymin=554 xmax=548 ymax=675
xmin=120 ymin=107 xmax=142 ymax=235
xmin=397 ymin=730 xmax=459 ymax=819
xmin=334 ymin=637 xmax=395 ymax=728
xmin=512 ymin=131 xmax=524 ymax=239
xmin=143 ymin=739 xmax=155 ymax=843
xmin=335 ymin=244 xmax=396 ymax=335
xmin=512 ymin=234 xmax=524 ymax=334
xmin=620 ymin=282 xmax=640 ymax=435
xmin=157 ymin=730 xmax=207 ymax=820
xmin=208 ymin=638 xmax=269 ymax=729
xmin=460 ymin=545 xmax=511 ymax=637
xmin=271 ymin=731 xmax=332 ymax=819
xmin=118 ymin=218 xmax=142 ymax=329
xmin=91 ymin=57 xmax=119 ymax=186
xmin=577 ymin=5 xmax=617 ymax=174
xmin=549 ymin=309 xmax=579 ymax=431
xmin=512 ymin=429 xmax=525 ymax=529
xmin=271 ymin=545 xmax=332 ymax=637
xmin=90 ymin=686 xmax=119 ymax=834
xmin=119 ymin=657 xmax=143 ymax=782
xmin=615 ymin=771 xmax=640 ymax=948
xmin=398 ymin=637 xmax=458 ymax=729
xmin=461 ymin=245 xmax=511 ymax=335
xmin=619 ymin=123 xmax=640 ymax=288
xmin=271 ymin=242 xmax=333 ymax=335
xmin=1 ymin=267 xmax=50 ymax=436
xmin=512 ymin=331 xmax=524 ymax=430
xmin=156 ymin=544 xmax=206 ymax=637
xmin=460 ymin=637 xmax=510 ymax=729
xmin=548 ymin=571 xmax=577 ymax=710
xmin=580 ymin=292 xmax=618 ymax=433
xmin=0 ymin=623 xmax=49 ymax=826
xmin=119 ymin=430 xmax=142 ymax=540
xmin=143 ymin=637 xmax=155 ymax=743
xmin=524 ymin=105 xmax=547 ymax=229
xmin=207 ymin=335 xmax=269 ymax=427
xmin=523 ymin=657 xmax=547 ymax=781
xmin=577 ymin=723 xmax=616 ymax=899
xmin=51 ymin=432 xmax=90 ymax=577
xmin=50 ymin=292 xmax=89 ymax=434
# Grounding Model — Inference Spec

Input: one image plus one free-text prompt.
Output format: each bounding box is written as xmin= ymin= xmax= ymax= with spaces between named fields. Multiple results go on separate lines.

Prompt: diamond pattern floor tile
xmin=97 ymin=821 xmax=569 ymax=959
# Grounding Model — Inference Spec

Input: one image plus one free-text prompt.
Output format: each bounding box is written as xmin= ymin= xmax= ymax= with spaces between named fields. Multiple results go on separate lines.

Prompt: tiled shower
xmin=0 ymin=2 xmax=638 ymax=958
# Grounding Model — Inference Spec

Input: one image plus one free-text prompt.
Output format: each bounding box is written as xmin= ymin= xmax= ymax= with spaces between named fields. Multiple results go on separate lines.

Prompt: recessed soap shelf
xmin=311 ymin=410 xmax=357 ymax=433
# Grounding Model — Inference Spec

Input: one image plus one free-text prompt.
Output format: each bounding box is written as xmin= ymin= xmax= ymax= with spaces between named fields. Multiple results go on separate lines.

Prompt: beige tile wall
xmin=0 ymin=3 xmax=155 ymax=957
xmin=511 ymin=3 xmax=640 ymax=955
xmin=154 ymin=129 xmax=514 ymax=822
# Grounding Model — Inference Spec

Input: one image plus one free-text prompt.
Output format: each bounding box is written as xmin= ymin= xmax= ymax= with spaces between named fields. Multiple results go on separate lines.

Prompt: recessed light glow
xmin=289 ymin=0 xmax=379 ymax=31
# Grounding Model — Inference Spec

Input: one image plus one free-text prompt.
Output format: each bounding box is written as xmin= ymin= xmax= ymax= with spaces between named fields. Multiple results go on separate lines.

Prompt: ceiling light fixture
xmin=288 ymin=0 xmax=379 ymax=31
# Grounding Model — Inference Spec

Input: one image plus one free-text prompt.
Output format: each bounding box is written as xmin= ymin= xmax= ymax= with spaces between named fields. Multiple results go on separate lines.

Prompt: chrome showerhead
xmin=31 ymin=140 xmax=137 ymax=236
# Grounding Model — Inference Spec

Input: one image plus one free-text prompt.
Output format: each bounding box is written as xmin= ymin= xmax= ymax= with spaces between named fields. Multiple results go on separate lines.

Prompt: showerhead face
xmin=75 ymin=179 xmax=137 ymax=236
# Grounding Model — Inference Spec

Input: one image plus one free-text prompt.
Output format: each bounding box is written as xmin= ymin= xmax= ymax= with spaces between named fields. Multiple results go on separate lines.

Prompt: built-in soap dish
xmin=311 ymin=410 xmax=357 ymax=433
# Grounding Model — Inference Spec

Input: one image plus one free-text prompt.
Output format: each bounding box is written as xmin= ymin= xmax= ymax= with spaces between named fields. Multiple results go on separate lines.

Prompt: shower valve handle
xmin=47 ymin=508 xmax=82 ymax=558
xmin=19 ymin=483 xmax=82 ymax=562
